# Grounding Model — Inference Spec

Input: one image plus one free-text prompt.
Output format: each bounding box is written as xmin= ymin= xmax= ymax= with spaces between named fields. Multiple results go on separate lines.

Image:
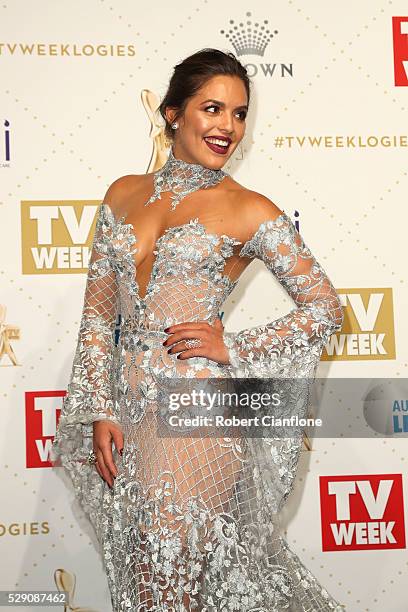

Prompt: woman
xmin=51 ymin=48 xmax=344 ymax=611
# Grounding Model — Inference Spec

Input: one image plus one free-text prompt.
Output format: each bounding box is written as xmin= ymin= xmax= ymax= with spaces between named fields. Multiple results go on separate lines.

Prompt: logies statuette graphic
xmin=54 ymin=568 xmax=98 ymax=612
xmin=141 ymin=88 xmax=170 ymax=173
xmin=0 ymin=304 xmax=20 ymax=366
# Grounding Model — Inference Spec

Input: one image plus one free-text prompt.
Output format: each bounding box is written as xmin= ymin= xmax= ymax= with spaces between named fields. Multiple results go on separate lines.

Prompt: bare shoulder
xmin=225 ymin=177 xmax=284 ymax=231
xmin=102 ymin=174 xmax=149 ymax=215
xmin=241 ymin=189 xmax=283 ymax=221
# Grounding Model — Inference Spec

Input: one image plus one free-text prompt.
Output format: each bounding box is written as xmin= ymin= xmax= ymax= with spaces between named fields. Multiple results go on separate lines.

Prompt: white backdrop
xmin=1 ymin=1 xmax=407 ymax=610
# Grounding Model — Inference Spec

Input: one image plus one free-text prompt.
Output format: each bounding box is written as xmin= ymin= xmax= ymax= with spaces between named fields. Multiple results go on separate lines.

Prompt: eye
xmin=204 ymin=104 xmax=219 ymax=114
xmin=204 ymin=105 xmax=247 ymax=121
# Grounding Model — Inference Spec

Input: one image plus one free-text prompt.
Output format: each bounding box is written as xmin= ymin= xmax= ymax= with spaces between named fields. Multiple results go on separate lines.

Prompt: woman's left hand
xmin=163 ymin=317 xmax=230 ymax=365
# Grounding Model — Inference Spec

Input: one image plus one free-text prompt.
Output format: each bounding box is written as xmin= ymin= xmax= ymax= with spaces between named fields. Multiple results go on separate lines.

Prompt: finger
xmin=213 ymin=317 xmax=224 ymax=329
xmin=164 ymin=322 xmax=209 ymax=335
xmin=110 ymin=426 xmax=124 ymax=456
xmin=95 ymin=449 xmax=114 ymax=487
xmin=94 ymin=459 xmax=104 ymax=481
xmin=99 ymin=440 xmax=119 ymax=481
xmin=168 ymin=337 xmax=206 ymax=355
xmin=176 ymin=347 xmax=207 ymax=360
xmin=166 ymin=330 xmax=206 ymax=349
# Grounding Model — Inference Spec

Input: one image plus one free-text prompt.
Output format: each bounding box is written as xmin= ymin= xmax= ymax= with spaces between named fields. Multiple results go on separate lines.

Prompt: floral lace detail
xmin=139 ymin=217 xmax=241 ymax=305
xmin=51 ymin=203 xmax=345 ymax=611
xmin=53 ymin=204 xmax=122 ymax=429
xmin=223 ymin=212 xmax=344 ymax=379
xmin=144 ymin=146 xmax=228 ymax=210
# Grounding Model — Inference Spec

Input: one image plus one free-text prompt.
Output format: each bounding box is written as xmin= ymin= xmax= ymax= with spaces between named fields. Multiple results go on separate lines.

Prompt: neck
xmin=168 ymin=146 xmax=224 ymax=174
xmin=170 ymin=145 xmax=198 ymax=166
xmin=170 ymin=146 xmax=200 ymax=164
xmin=143 ymin=145 xmax=228 ymax=210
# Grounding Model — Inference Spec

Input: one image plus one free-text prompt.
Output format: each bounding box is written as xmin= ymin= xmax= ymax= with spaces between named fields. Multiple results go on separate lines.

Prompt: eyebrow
xmin=200 ymin=98 xmax=248 ymax=111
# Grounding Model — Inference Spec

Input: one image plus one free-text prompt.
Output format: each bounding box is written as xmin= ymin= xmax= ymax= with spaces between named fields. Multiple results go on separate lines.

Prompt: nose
xmin=217 ymin=111 xmax=234 ymax=134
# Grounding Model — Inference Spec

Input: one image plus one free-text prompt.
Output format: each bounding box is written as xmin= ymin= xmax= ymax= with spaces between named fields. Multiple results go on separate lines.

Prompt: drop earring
xmin=171 ymin=121 xmax=179 ymax=130
xmin=237 ymin=142 xmax=244 ymax=160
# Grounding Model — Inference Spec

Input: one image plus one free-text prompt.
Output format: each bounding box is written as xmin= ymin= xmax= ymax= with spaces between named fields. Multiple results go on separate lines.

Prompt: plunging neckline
xmin=101 ymin=202 xmax=243 ymax=303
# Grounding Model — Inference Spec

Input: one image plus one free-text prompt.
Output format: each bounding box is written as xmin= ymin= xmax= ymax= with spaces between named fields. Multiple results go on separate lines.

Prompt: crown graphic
xmin=220 ymin=12 xmax=278 ymax=57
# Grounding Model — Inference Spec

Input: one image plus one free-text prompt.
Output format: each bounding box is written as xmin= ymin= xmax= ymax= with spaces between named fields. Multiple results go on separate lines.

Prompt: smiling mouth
xmin=203 ymin=136 xmax=232 ymax=155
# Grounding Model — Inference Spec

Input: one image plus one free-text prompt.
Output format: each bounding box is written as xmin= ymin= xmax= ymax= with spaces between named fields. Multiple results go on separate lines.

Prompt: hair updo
xmin=159 ymin=48 xmax=251 ymax=142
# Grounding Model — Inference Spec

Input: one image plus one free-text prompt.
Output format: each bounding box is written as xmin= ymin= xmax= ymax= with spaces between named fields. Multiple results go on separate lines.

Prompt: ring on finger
xmin=185 ymin=338 xmax=202 ymax=349
xmin=87 ymin=449 xmax=98 ymax=465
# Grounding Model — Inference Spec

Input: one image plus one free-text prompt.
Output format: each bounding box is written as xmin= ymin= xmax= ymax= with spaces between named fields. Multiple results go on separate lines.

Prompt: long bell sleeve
xmin=220 ymin=211 xmax=345 ymax=610
xmin=50 ymin=203 xmax=121 ymax=532
xmin=223 ymin=211 xmax=344 ymax=379
xmin=222 ymin=210 xmax=344 ymax=514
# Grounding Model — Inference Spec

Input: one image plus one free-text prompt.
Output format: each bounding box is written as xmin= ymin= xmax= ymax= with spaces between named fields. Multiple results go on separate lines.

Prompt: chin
xmin=200 ymin=141 xmax=232 ymax=166
xmin=204 ymin=150 xmax=232 ymax=169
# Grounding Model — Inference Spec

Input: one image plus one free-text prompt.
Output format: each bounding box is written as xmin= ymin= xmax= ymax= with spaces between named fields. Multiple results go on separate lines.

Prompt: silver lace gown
xmin=51 ymin=201 xmax=345 ymax=612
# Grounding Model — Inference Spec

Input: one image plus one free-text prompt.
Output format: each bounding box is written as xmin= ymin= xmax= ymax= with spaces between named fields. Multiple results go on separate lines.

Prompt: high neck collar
xmin=165 ymin=146 xmax=224 ymax=175
xmin=144 ymin=146 xmax=229 ymax=211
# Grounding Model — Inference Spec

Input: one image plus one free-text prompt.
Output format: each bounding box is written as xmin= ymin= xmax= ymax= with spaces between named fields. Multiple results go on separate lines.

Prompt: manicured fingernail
xmin=119 ymin=448 xmax=123 ymax=456
xmin=164 ymin=327 xmax=170 ymax=332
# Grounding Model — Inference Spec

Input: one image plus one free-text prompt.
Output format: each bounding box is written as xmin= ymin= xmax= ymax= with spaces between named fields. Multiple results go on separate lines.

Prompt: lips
xmin=204 ymin=136 xmax=232 ymax=155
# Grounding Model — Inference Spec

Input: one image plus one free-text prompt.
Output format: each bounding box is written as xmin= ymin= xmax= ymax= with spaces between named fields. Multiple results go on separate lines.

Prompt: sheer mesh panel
xmin=52 ymin=201 xmax=345 ymax=612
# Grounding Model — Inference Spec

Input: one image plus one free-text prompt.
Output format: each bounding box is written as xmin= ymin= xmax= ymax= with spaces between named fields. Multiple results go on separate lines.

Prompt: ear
xmin=165 ymin=106 xmax=178 ymax=126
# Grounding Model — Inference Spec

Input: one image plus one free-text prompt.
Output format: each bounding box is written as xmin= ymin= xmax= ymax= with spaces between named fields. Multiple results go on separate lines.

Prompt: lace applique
xmin=223 ymin=212 xmax=344 ymax=379
xmin=144 ymin=146 xmax=228 ymax=209
xmin=51 ymin=203 xmax=345 ymax=612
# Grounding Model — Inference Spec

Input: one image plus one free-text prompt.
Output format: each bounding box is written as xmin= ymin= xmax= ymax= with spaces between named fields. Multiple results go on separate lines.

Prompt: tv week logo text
xmin=21 ymin=200 xmax=100 ymax=274
xmin=320 ymin=474 xmax=405 ymax=551
xmin=25 ymin=390 xmax=64 ymax=467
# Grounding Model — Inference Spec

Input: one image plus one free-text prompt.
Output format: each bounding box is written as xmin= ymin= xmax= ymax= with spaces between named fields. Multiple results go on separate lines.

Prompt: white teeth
xmin=205 ymin=137 xmax=229 ymax=147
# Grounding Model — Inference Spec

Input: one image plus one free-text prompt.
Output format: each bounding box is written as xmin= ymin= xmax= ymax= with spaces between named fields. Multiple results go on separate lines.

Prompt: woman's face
xmin=166 ymin=74 xmax=248 ymax=169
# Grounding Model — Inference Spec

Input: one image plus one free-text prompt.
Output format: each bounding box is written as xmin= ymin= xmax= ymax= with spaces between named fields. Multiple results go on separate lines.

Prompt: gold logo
xmin=21 ymin=200 xmax=101 ymax=274
xmin=0 ymin=304 xmax=20 ymax=366
xmin=322 ymin=288 xmax=396 ymax=361
xmin=141 ymin=88 xmax=170 ymax=172
xmin=54 ymin=568 xmax=99 ymax=612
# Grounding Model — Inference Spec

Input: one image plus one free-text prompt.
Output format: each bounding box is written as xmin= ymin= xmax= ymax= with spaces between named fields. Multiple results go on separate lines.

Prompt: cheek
xmin=235 ymin=122 xmax=246 ymax=140
xmin=194 ymin=114 xmax=214 ymax=135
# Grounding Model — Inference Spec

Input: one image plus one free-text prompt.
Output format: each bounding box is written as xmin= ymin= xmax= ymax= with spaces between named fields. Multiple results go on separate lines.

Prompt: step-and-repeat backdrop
xmin=1 ymin=2 xmax=407 ymax=610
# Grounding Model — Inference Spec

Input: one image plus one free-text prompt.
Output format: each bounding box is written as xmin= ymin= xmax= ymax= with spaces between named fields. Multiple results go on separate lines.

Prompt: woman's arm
xmin=223 ymin=197 xmax=344 ymax=379
xmin=52 ymin=175 xmax=137 ymax=440
xmin=53 ymin=202 xmax=120 ymax=435
xmin=50 ymin=195 xmax=124 ymax=522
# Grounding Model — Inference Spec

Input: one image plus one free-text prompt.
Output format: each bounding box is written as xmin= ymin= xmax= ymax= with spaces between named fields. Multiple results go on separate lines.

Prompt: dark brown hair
xmin=159 ymin=48 xmax=251 ymax=141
